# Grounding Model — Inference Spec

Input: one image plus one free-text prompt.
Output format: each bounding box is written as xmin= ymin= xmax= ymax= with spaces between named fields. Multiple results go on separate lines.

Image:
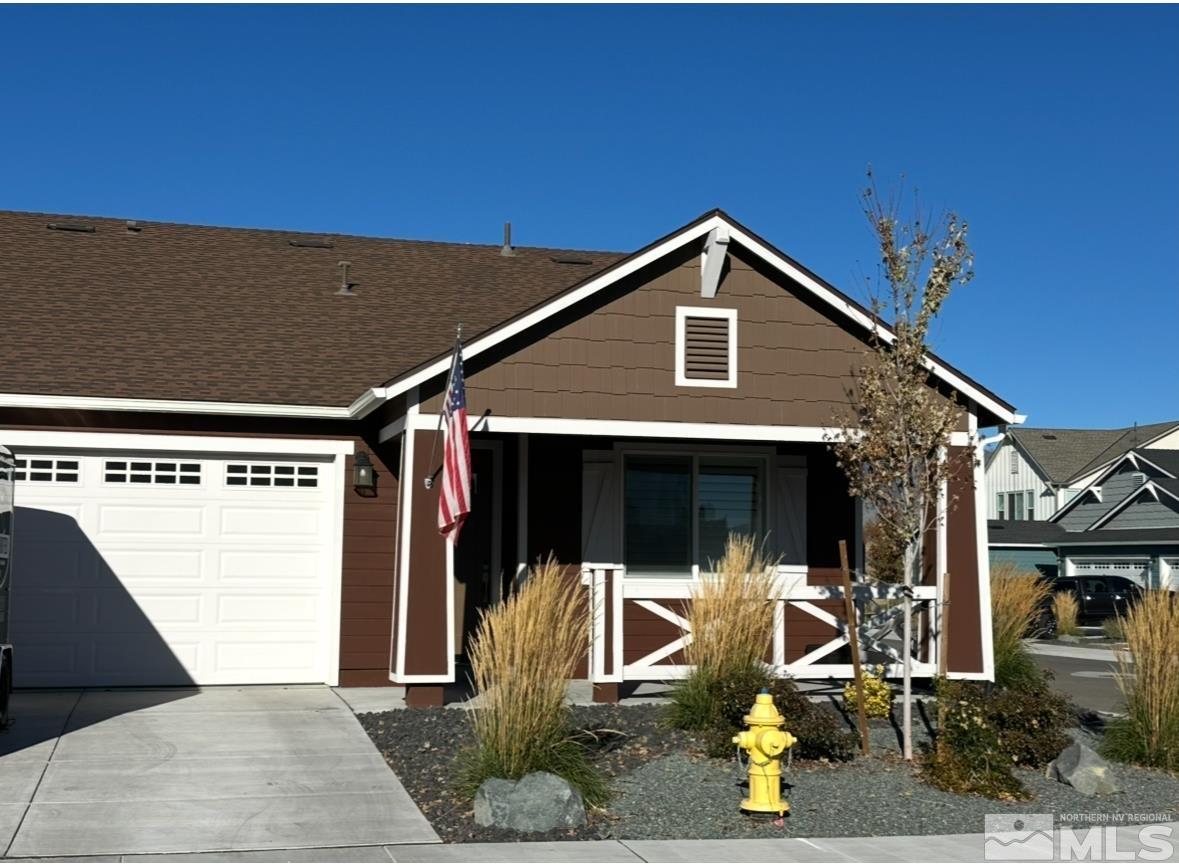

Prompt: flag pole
xmin=424 ymin=323 xmax=463 ymax=490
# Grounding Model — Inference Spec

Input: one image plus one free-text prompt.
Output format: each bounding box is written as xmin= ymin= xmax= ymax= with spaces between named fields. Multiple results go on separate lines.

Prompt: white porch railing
xmin=582 ymin=563 xmax=942 ymax=682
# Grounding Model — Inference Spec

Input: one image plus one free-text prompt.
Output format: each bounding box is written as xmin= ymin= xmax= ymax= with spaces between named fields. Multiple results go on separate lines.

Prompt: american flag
xmin=437 ymin=341 xmax=471 ymax=545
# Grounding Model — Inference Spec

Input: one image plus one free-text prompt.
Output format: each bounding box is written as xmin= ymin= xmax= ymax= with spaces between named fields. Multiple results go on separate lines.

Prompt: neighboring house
xmin=989 ymin=446 xmax=1179 ymax=589
xmin=984 ymin=421 xmax=1179 ymax=522
xmin=0 ymin=208 xmax=1017 ymax=703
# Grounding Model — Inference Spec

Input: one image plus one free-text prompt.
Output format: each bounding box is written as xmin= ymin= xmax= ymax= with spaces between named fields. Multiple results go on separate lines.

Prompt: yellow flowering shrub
xmin=843 ymin=664 xmax=894 ymax=718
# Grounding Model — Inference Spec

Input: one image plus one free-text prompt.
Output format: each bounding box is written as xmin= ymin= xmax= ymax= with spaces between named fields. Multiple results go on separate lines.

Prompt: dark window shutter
xmin=683 ymin=316 xmax=730 ymax=381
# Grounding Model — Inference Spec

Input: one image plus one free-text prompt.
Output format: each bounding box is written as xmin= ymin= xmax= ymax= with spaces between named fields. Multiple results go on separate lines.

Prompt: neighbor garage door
xmin=1072 ymin=559 xmax=1150 ymax=586
xmin=9 ymin=444 xmax=344 ymax=687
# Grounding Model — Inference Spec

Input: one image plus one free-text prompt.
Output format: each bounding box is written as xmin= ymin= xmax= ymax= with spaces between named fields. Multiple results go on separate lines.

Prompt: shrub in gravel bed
xmin=924 ymin=678 xmax=1029 ymax=801
xmin=987 ymin=681 xmax=1075 ymax=767
xmin=461 ymin=556 xmax=606 ymax=805
xmin=674 ymin=663 xmax=858 ymax=762
xmin=1104 ymin=590 xmax=1179 ymax=772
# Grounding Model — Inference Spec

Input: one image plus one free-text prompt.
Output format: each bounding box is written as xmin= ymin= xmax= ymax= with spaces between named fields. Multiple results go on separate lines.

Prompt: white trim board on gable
xmin=370 ymin=212 xmax=1018 ymax=425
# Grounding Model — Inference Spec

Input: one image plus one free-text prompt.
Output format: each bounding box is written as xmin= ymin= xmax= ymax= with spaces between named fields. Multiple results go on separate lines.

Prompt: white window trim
xmin=674 ymin=306 xmax=738 ymax=389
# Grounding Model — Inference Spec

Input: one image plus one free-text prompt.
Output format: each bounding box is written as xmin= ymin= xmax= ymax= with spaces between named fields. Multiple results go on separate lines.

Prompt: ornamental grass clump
xmin=667 ymin=534 xmax=779 ymax=731
xmin=1102 ymin=591 xmax=1179 ymax=771
xmin=1052 ymin=590 xmax=1081 ymax=638
xmin=461 ymin=555 xmax=606 ymax=804
xmin=990 ymin=563 xmax=1051 ymax=690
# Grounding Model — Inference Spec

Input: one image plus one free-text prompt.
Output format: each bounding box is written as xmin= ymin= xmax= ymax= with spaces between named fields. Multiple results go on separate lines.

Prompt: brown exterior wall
xmin=420 ymin=247 xmax=877 ymax=426
xmin=339 ymin=440 xmax=400 ymax=686
xmin=946 ymin=445 xmax=984 ymax=673
xmin=400 ymin=429 xmax=450 ymax=676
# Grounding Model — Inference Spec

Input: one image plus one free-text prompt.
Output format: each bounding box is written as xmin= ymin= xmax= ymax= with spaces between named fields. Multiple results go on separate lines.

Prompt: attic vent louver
xmin=676 ymin=307 xmax=737 ymax=388
xmin=1042 ymin=434 xmax=1058 ymax=440
xmin=550 ymin=256 xmax=593 ymax=265
xmin=47 ymin=222 xmax=95 ymax=233
xmin=289 ymin=238 xmax=335 ymax=249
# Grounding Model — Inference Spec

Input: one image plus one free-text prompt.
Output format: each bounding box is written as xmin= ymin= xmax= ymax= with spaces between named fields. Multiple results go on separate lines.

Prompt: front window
xmin=624 ymin=453 xmax=765 ymax=576
xmin=1007 ymin=491 xmax=1025 ymax=521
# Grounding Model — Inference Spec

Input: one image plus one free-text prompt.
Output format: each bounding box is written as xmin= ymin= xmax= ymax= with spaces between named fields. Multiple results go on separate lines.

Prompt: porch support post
xmin=516 ymin=433 xmax=528 ymax=583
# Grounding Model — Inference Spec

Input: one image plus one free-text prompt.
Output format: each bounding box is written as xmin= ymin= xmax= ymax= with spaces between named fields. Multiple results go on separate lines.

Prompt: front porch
xmin=385 ymin=420 xmax=989 ymax=706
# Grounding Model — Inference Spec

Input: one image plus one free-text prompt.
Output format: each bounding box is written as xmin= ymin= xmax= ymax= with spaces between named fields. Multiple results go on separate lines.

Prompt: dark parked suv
xmin=1038 ymin=574 xmax=1143 ymax=633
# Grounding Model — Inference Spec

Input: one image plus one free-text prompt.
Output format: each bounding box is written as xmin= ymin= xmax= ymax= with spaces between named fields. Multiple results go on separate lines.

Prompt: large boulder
xmin=473 ymin=772 xmax=587 ymax=832
xmin=1047 ymin=742 xmax=1122 ymax=796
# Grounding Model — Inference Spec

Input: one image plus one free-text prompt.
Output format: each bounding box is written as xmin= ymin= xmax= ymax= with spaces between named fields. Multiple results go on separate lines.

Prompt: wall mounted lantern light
xmin=353 ymin=451 xmax=377 ymax=497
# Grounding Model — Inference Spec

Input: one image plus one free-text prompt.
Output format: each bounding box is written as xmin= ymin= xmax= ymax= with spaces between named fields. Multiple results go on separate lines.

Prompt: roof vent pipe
xmin=500 ymin=222 xmax=515 ymax=257
xmin=336 ymin=260 xmax=356 ymax=296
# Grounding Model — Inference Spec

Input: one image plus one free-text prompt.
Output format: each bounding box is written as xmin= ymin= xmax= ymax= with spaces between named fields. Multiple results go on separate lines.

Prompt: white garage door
xmin=1072 ymin=559 xmax=1150 ymax=586
xmin=10 ymin=448 xmax=342 ymax=687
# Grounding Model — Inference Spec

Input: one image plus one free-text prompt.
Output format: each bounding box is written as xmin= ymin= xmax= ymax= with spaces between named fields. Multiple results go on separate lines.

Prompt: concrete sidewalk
xmin=15 ymin=823 xmax=1176 ymax=862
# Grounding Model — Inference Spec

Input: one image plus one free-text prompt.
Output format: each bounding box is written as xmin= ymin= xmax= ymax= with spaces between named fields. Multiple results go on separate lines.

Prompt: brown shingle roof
xmin=0 ymin=210 xmax=625 ymax=406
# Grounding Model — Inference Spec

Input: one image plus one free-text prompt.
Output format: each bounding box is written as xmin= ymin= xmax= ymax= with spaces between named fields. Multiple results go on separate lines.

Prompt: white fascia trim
xmin=674 ymin=306 xmax=738 ymax=389
xmin=1047 ymin=482 xmax=1104 ymax=523
xmin=724 ymin=224 xmax=1017 ymax=425
xmin=988 ymin=542 xmax=1054 ymax=549
xmin=0 ymin=392 xmax=354 ymax=419
xmin=404 ymin=412 xmax=972 ymax=447
xmin=1125 ymin=450 xmax=1176 ymax=480
xmin=1050 ymin=451 xmax=1177 ymax=524
xmin=0 ymin=429 xmax=355 ymax=456
xmin=347 ymin=388 xmax=389 ymax=419
xmin=374 ymin=215 xmax=1017 ymax=425
xmin=379 ymin=215 xmax=730 ymax=400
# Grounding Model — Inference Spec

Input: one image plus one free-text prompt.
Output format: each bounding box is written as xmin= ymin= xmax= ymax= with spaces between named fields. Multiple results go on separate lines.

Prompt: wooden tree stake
xmin=840 ymin=540 xmax=871 ymax=757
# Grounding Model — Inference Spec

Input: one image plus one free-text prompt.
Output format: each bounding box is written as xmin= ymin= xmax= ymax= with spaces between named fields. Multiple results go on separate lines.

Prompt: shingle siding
xmin=1102 ymin=496 xmax=1179 ymax=530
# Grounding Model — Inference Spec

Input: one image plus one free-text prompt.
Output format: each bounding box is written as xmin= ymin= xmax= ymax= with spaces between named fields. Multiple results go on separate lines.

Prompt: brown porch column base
xmin=592 ymin=682 xmax=621 ymax=704
xmin=405 ymin=685 xmax=445 ymax=708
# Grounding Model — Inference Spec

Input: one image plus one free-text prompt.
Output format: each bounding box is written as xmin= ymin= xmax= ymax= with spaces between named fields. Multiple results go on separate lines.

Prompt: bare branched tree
xmin=827 ymin=170 xmax=976 ymax=759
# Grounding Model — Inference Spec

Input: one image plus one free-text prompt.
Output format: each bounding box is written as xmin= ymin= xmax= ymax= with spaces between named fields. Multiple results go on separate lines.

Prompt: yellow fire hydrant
xmin=732 ymin=689 xmax=796 ymax=815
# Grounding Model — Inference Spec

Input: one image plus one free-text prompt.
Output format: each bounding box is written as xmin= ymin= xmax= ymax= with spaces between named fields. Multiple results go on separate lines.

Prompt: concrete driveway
xmin=0 ymin=686 xmax=438 ymax=858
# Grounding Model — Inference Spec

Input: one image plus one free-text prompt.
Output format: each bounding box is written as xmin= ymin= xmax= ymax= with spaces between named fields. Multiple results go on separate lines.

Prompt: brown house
xmin=0 ymin=208 xmax=1017 ymax=703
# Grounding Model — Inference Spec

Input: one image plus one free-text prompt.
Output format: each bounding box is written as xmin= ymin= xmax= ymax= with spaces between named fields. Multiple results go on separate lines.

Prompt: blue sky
xmin=3 ymin=5 xmax=1176 ymax=429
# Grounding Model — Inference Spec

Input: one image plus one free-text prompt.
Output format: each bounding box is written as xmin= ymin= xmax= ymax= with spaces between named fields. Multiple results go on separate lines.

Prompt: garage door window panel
xmin=14 ymin=457 xmax=80 ymax=484
xmin=104 ymin=459 xmax=201 ymax=485
xmin=227 ymin=463 xmax=319 ymax=488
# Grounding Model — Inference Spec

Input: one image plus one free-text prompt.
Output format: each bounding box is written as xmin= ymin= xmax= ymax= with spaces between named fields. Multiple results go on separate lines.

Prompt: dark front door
xmin=453 ymin=447 xmax=496 ymax=660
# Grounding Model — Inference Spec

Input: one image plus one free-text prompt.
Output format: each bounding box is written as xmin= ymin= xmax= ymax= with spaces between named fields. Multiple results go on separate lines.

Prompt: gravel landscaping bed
xmin=357 ymin=703 xmax=1179 ymax=843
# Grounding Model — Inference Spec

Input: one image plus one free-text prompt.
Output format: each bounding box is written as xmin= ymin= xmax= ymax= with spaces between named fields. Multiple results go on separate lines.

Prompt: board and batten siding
xmin=985 ymin=440 xmax=1054 ymax=520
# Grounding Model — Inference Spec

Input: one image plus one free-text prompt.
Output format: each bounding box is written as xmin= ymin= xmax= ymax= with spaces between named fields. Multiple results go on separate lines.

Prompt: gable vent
xmin=676 ymin=307 xmax=737 ymax=388
xmin=1131 ymin=471 xmax=1147 ymax=487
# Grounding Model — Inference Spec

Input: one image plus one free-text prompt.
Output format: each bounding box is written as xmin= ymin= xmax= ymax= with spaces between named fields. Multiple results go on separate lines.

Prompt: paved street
xmin=0 ymin=687 xmax=438 ymax=859
xmin=1028 ymin=642 xmax=1128 ymax=715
